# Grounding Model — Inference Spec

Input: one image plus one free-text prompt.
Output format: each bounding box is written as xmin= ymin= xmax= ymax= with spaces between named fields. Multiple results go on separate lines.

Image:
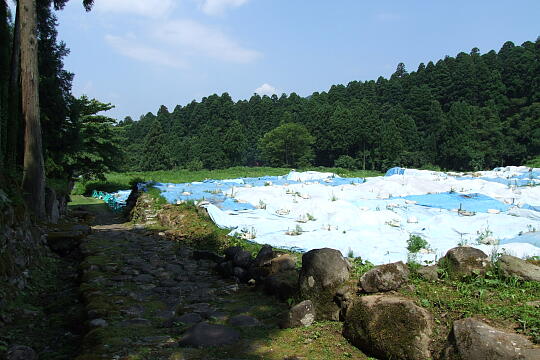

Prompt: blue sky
xmin=53 ymin=0 xmax=540 ymax=120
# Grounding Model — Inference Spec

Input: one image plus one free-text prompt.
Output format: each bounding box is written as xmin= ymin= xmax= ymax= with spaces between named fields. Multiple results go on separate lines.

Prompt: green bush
xmin=334 ymin=155 xmax=357 ymax=170
xmin=407 ymin=234 xmax=428 ymax=253
xmin=186 ymin=159 xmax=203 ymax=172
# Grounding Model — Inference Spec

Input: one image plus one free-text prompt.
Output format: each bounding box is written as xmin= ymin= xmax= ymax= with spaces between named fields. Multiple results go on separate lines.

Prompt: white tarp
xmin=155 ymin=167 xmax=540 ymax=264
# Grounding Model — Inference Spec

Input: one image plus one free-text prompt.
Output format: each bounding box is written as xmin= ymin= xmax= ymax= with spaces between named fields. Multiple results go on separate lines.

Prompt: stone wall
xmin=0 ymin=190 xmax=45 ymax=292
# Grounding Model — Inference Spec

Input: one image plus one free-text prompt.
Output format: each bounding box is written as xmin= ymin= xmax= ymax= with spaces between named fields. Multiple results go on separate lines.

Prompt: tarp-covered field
xmin=123 ymin=166 xmax=540 ymax=264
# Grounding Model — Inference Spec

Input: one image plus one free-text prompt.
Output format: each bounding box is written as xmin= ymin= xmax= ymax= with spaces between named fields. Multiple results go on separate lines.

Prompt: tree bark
xmin=20 ymin=0 xmax=45 ymax=219
xmin=7 ymin=0 xmax=20 ymax=168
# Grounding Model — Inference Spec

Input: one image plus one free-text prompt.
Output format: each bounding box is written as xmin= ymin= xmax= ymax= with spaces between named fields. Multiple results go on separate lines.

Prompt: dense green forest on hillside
xmin=117 ymin=38 xmax=540 ymax=172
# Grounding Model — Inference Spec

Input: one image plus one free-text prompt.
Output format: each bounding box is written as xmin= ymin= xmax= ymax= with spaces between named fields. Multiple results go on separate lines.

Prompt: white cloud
xmin=255 ymin=83 xmax=278 ymax=96
xmin=154 ymin=20 xmax=261 ymax=63
xmin=199 ymin=0 xmax=249 ymax=16
xmin=105 ymin=34 xmax=187 ymax=68
xmin=94 ymin=0 xmax=175 ymax=18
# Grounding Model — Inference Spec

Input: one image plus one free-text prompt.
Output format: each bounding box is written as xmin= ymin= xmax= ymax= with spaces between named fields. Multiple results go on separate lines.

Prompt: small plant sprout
xmin=306 ymin=213 xmax=316 ymax=221
xmin=239 ymin=226 xmax=257 ymax=240
xmin=476 ymin=225 xmax=497 ymax=245
xmin=330 ymin=193 xmax=338 ymax=201
xmin=257 ymin=199 xmax=267 ymax=209
xmin=286 ymin=224 xmax=303 ymax=236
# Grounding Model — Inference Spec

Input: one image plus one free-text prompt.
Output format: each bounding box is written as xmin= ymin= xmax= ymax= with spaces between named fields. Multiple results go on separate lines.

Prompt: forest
xmin=117 ymin=38 xmax=540 ymax=173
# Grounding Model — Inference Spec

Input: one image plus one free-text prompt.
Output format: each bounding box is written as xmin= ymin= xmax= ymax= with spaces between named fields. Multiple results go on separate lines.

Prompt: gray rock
xmin=447 ymin=318 xmax=540 ymax=360
xmin=281 ymin=300 xmax=315 ymax=328
xmin=224 ymin=246 xmax=243 ymax=260
xmin=118 ymin=318 xmax=151 ymax=326
xmin=343 ymin=295 xmax=433 ymax=360
xmin=232 ymin=249 xmax=252 ymax=268
xmin=417 ymin=265 xmax=439 ymax=281
xmin=249 ymin=249 xmax=296 ymax=281
xmin=253 ymin=244 xmax=275 ymax=267
xmin=228 ymin=315 xmax=261 ymax=327
xmin=177 ymin=312 xmax=203 ymax=324
xmin=299 ymin=248 xmax=350 ymax=320
xmin=439 ymin=246 xmax=489 ymax=278
xmin=215 ymin=260 xmax=234 ymax=277
xmin=498 ymin=255 xmax=540 ymax=282
xmin=134 ymin=274 xmax=154 ymax=283
xmin=178 ymin=322 xmax=240 ymax=347
xmin=232 ymin=266 xmax=248 ymax=282
xmin=359 ymin=261 xmax=409 ymax=293
xmin=6 ymin=345 xmax=37 ymax=360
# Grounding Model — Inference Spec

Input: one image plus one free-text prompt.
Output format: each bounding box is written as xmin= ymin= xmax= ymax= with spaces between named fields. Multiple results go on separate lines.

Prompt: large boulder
xmin=498 ymin=255 xmax=540 ymax=282
xmin=439 ymin=246 xmax=489 ymax=278
xmin=359 ymin=261 xmax=409 ymax=293
xmin=299 ymin=248 xmax=350 ymax=321
xmin=343 ymin=295 xmax=433 ymax=360
xmin=280 ymin=300 xmax=315 ymax=328
xmin=445 ymin=318 xmax=540 ymax=360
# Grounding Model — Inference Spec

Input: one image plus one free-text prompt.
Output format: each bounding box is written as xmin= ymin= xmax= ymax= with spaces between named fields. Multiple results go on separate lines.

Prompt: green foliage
xmin=128 ymin=176 xmax=145 ymax=188
xmin=525 ymin=155 xmax=540 ymax=168
xmin=407 ymin=234 xmax=429 ymax=253
xmin=146 ymin=186 xmax=168 ymax=207
xmin=404 ymin=270 xmax=540 ymax=343
xmin=334 ymin=155 xmax=357 ymax=170
xmin=61 ymin=96 xmax=121 ymax=181
xmin=259 ymin=122 xmax=315 ymax=167
xmin=114 ymin=38 xmax=540 ymax=172
xmin=186 ymin=159 xmax=203 ymax=171
xmin=350 ymin=257 xmax=375 ymax=278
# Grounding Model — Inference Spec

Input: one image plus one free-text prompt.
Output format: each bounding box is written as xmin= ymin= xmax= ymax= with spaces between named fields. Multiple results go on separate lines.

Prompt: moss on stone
xmin=344 ymin=296 xmax=432 ymax=360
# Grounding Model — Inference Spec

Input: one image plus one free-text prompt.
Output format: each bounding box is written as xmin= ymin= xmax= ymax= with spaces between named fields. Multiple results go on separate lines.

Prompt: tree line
xmin=0 ymin=0 xmax=119 ymax=219
xmin=118 ymin=38 xmax=539 ymax=172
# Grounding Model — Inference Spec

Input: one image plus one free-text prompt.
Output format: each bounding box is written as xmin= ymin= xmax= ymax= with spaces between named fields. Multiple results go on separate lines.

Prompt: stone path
xmin=77 ymin=214 xmax=288 ymax=360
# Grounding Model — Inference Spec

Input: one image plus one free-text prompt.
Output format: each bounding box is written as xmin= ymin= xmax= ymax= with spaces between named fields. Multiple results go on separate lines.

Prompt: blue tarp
xmin=385 ymin=167 xmax=405 ymax=176
xmin=500 ymin=232 xmax=540 ymax=248
xmin=398 ymin=192 xmax=510 ymax=213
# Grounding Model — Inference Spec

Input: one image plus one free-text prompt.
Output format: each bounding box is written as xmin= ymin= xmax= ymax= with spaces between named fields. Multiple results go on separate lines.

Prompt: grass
xmin=69 ymin=195 xmax=104 ymax=206
xmin=403 ymin=268 xmax=540 ymax=346
xmin=72 ymin=166 xmax=382 ymax=195
xmin=525 ymin=155 xmax=540 ymax=168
